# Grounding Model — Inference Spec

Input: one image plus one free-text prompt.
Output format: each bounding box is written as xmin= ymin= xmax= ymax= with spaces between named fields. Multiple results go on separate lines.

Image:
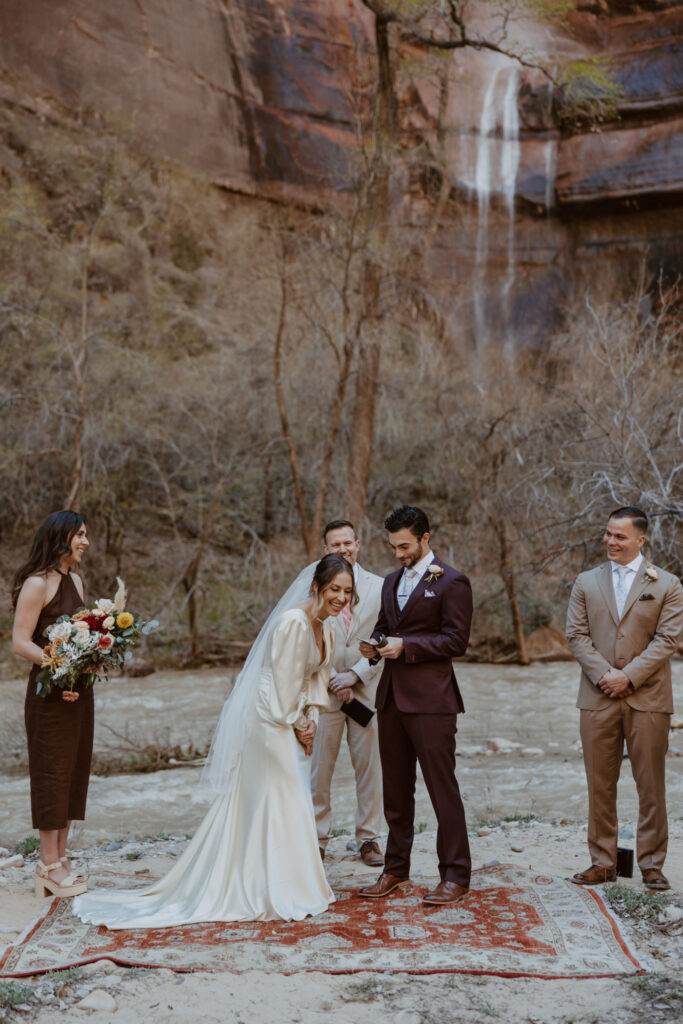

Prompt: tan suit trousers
xmin=580 ymin=701 xmax=670 ymax=871
xmin=311 ymin=708 xmax=383 ymax=849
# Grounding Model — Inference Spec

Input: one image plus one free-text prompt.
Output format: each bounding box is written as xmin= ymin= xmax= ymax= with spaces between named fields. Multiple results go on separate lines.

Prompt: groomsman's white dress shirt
xmin=611 ymin=553 xmax=643 ymax=620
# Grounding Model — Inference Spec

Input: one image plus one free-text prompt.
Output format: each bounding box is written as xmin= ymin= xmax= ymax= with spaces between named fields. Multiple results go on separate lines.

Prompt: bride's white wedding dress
xmin=73 ymin=608 xmax=335 ymax=927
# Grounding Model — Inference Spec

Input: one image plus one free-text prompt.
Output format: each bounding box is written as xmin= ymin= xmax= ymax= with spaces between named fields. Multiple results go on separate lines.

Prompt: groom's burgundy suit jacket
xmin=370 ymin=556 xmax=473 ymax=714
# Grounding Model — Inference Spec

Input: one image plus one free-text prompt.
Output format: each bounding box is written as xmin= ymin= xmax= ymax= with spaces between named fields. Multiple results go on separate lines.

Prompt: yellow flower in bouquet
xmin=116 ymin=612 xmax=134 ymax=629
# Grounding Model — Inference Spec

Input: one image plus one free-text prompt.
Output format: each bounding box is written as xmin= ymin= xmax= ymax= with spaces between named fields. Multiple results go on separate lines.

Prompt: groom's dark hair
xmin=323 ymin=518 xmax=357 ymax=541
xmin=385 ymin=505 xmax=430 ymax=538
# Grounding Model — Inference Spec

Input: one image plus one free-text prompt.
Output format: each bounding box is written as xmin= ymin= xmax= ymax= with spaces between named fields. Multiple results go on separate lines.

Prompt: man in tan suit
xmin=311 ymin=520 xmax=385 ymax=866
xmin=566 ymin=506 xmax=683 ymax=890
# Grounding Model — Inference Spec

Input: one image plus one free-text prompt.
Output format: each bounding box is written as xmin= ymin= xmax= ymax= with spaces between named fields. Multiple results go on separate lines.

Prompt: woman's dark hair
xmin=11 ymin=510 xmax=84 ymax=607
xmin=384 ymin=505 xmax=430 ymax=538
xmin=311 ymin=553 xmax=358 ymax=608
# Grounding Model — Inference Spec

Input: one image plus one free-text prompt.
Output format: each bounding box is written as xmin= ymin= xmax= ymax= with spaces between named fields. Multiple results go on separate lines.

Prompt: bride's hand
xmin=295 ymin=720 xmax=316 ymax=756
xmin=295 ymin=731 xmax=314 ymax=756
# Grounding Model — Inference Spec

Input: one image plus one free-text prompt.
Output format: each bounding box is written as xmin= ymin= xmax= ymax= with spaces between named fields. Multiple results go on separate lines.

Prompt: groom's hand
xmin=378 ymin=637 xmax=403 ymax=659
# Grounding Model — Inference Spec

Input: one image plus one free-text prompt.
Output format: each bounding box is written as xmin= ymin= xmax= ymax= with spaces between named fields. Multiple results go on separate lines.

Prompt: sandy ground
xmin=1 ymin=661 xmax=682 ymax=1023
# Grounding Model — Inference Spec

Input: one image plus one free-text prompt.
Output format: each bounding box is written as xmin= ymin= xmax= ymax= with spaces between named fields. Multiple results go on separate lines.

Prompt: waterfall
xmin=473 ymin=68 xmax=501 ymax=344
xmin=472 ymin=63 xmax=521 ymax=346
xmin=501 ymin=67 xmax=520 ymax=217
xmin=474 ymin=68 xmax=501 ymax=261
xmin=544 ymin=81 xmax=556 ymax=214
xmin=501 ymin=66 xmax=520 ymax=350
xmin=544 ymin=138 xmax=556 ymax=213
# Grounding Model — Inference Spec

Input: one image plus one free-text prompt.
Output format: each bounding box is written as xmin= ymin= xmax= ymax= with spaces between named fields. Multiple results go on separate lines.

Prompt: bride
xmin=73 ymin=553 xmax=356 ymax=927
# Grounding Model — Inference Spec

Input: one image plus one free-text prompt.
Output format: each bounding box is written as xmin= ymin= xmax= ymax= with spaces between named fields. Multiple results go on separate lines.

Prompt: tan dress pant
xmin=580 ymin=701 xmax=670 ymax=871
xmin=311 ymin=708 xmax=383 ymax=850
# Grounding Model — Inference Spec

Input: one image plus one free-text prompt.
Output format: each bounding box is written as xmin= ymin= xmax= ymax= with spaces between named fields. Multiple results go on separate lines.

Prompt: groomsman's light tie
xmin=397 ymin=569 xmax=418 ymax=611
xmin=615 ymin=566 xmax=629 ymax=619
xmin=341 ymin=602 xmax=353 ymax=634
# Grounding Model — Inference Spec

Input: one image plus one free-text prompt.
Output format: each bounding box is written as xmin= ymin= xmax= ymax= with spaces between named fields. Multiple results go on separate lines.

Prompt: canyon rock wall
xmin=1 ymin=0 xmax=681 ymax=343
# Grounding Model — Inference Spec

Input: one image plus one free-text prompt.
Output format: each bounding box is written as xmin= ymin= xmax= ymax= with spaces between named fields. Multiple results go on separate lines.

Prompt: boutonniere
xmin=424 ymin=565 xmax=444 ymax=585
xmin=642 ymin=564 xmax=658 ymax=584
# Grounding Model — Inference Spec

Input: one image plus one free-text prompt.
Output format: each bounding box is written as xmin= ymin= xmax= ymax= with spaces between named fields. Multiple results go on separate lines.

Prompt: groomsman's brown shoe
xmin=422 ymin=881 xmax=469 ymax=906
xmin=571 ymin=864 xmax=616 ymax=885
xmin=359 ymin=840 xmax=384 ymax=867
xmin=359 ymin=872 xmax=410 ymax=898
xmin=641 ymin=868 xmax=670 ymax=890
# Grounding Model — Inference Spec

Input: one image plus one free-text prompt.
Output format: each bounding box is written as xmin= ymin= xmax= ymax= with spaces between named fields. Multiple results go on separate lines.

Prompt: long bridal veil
xmin=198 ymin=561 xmax=317 ymax=798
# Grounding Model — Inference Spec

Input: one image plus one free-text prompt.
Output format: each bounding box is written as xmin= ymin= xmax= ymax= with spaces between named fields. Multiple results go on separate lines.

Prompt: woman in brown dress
xmin=12 ymin=510 xmax=93 ymax=898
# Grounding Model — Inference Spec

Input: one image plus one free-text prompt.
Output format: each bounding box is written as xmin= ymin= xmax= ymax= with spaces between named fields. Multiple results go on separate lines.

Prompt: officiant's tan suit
xmin=567 ymin=555 xmax=683 ymax=876
xmin=311 ymin=562 xmax=384 ymax=853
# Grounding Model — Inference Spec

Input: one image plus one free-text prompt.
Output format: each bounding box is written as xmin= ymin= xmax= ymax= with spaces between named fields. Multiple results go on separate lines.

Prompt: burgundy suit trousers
xmin=378 ymin=688 xmax=471 ymax=886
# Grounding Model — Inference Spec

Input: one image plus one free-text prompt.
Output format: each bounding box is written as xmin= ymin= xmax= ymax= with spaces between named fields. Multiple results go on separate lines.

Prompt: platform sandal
xmin=60 ymin=856 xmax=87 ymax=885
xmin=34 ymin=859 xmax=88 ymax=898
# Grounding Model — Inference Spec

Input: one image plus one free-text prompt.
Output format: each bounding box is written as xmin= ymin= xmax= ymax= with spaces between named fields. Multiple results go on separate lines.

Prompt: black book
xmin=340 ymin=698 xmax=375 ymax=728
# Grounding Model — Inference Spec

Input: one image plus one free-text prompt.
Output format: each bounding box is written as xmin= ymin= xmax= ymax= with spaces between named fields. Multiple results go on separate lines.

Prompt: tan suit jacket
xmin=566 ymin=561 xmax=683 ymax=713
xmin=326 ymin=563 xmax=384 ymax=711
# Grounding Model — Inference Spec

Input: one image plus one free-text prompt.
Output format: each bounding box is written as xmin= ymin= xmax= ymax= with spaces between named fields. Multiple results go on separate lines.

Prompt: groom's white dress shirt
xmin=397 ymin=550 xmax=434 ymax=610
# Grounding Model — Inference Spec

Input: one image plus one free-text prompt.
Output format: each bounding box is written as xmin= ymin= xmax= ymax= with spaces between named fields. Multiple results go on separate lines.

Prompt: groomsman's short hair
xmin=385 ymin=505 xmax=430 ymax=538
xmin=609 ymin=506 xmax=648 ymax=533
xmin=323 ymin=518 xmax=357 ymax=541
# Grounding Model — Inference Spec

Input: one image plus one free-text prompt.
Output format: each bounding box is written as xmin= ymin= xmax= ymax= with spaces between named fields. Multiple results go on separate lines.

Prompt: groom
xmin=359 ymin=506 xmax=473 ymax=905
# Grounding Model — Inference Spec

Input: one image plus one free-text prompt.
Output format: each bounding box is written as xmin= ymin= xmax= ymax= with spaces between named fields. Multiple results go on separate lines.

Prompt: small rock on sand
xmin=80 ymin=959 xmax=120 ymax=976
xmin=75 ymin=989 xmax=117 ymax=1011
xmin=0 ymin=854 xmax=23 ymax=869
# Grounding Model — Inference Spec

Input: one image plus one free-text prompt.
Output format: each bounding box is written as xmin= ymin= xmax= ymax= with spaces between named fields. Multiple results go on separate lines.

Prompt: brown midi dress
xmin=24 ymin=571 xmax=94 ymax=830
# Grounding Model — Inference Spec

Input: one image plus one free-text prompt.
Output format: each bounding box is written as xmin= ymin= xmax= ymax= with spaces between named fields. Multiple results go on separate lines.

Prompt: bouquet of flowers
xmin=36 ymin=578 xmax=158 ymax=701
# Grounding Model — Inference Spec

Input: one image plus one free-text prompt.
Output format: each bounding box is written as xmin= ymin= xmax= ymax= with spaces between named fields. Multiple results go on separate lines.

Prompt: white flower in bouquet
xmin=74 ymin=630 xmax=99 ymax=650
xmin=49 ymin=621 xmax=73 ymax=643
xmin=102 ymin=615 xmax=116 ymax=629
xmin=94 ymin=598 xmax=115 ymax=615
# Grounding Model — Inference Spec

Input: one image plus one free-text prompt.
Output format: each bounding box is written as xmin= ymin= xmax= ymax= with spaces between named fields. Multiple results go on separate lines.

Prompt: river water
xmin=1 ymin=661 xmax=682 ymax=846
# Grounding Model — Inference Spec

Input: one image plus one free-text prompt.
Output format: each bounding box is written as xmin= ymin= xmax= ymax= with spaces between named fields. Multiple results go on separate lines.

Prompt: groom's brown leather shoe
xmin=571 ymin=864 xmax=616 ymax=886
xmin=641 ymin=868 xmax=670 ymax=890
xmin=422 ymin=881 xmax=469 ymax=905
xmin=359 ymin=872 xmax=410 ymax=898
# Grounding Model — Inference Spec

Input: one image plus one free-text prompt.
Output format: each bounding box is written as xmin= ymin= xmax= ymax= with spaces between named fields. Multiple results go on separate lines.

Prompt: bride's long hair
xmin=12 ymin=510 xmax=84 ymax=608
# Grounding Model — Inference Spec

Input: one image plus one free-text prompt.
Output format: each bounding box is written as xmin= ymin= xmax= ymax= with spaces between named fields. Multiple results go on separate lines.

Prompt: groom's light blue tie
xmin=397 ymin=569 xmax=418 ymax=611
xmin=614 ymin=566 xmax=629 ymax=619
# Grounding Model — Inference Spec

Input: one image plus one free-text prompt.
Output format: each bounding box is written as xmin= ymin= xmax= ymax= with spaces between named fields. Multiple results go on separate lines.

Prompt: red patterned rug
xmin=0 ymin=864 xmax=646 ymax=978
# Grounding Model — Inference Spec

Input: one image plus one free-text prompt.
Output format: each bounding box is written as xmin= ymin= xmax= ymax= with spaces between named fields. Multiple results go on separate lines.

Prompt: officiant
xmin=310 ymin=519 xmax=385 ymax=867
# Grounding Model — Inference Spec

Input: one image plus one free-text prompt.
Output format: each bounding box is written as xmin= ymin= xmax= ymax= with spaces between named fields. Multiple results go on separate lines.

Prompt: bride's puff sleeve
xmin=266 ymin=614 xmax=329 ymax=727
